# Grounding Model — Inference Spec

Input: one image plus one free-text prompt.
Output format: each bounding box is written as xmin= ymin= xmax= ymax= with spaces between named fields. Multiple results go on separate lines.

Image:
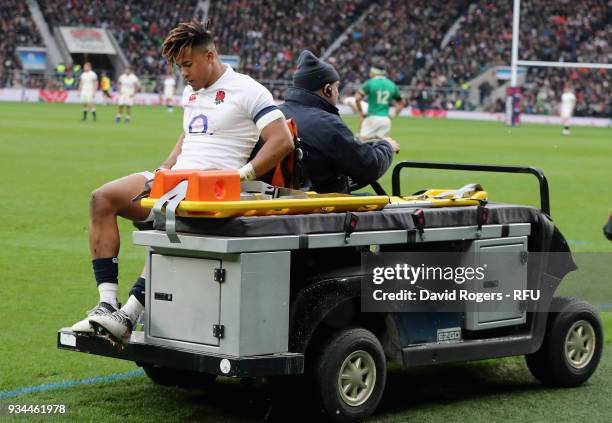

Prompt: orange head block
xmin=149 ymin=169 xmax=241 ymax=201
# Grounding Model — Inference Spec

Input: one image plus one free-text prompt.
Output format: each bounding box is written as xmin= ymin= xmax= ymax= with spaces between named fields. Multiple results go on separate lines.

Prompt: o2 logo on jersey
xmin=188 ymin=114 xmax=208 ymax=134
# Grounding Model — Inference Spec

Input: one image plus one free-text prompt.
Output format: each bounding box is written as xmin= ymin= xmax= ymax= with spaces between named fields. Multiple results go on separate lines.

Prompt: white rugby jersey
xmin=173 ymin=65 xmax=284 ymax=171
xmin=163 ymin=77 xmax=176 ymax=95
xmin=118 ymin=73 xmax=140 ymax=96
xmin=561 ymin=92 xmax=576 ymax=113
xmin=79 ymin=70 xmax=98 ymax=93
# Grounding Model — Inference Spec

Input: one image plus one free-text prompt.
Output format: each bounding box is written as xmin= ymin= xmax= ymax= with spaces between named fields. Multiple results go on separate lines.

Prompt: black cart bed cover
xmin=154 ymin=203 xmax=545 ymax=238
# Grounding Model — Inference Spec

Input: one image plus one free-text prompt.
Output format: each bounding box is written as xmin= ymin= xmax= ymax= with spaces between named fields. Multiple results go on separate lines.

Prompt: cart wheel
xmin=525 ymin=297 xmax=603 ymax=387
xmin=142 ymin=364 xmax=216 ymax=388
xmin=314 ymin=327 xmax=386 ymax=422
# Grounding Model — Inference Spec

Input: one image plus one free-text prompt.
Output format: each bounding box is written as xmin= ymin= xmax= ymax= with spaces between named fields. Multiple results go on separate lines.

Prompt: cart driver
xmin=279 ymin=51 xmax=400 ymax=193
xmin=71 ymin=20 xmax=294 ymax=341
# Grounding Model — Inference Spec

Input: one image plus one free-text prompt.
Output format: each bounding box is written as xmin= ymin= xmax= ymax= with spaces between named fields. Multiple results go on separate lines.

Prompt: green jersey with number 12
xmin=361 ymin=76 xmax=401 ymax=117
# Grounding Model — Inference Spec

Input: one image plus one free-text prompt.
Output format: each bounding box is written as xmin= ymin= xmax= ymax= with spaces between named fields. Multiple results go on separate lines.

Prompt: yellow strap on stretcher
xmin=388 ymin=186 xmax=488 ymax=208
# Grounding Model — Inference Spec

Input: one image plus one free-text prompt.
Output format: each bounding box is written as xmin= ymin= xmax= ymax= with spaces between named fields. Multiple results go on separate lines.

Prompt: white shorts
xmin=360 ymin=116 xmax=391 ymax=139
xmin=342 ymin=96 xmax=369 ymax=114
xmin=343 ymin=96 xmax=357 ymax=109
xmin=137 ymin=170 xmax=155 ymax=180
xmin=136 ymin=171 xmax=155 ymax=222
xmin=80 ymin=92 xmax=94 ymax=104
xmin=560 ymin=109 xmax=573 ymax=120
xmin=164 ymin=91 xmax=174 ymax=100
xmin=118 ymin=94 xmax=134 ymax=106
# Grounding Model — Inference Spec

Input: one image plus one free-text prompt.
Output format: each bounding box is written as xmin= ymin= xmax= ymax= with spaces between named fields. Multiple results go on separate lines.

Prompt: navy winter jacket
xmin=279 ymin=87 xmax=394 ymax=193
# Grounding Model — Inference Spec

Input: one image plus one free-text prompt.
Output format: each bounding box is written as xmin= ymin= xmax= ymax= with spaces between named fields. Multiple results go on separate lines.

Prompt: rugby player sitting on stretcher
xmin=71 ymin=20 xmax=294 ymax=342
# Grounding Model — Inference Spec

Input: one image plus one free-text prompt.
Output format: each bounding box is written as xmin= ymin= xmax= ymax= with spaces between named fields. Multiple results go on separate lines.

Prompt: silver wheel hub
xmin=564 ymin=320 xmax=596 ymax=369
xmin=338 ymin=350 xmax=376 ymax=407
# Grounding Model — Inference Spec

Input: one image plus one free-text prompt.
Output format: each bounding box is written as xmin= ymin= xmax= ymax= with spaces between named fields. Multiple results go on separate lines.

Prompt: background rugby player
xmin=78 ymin=62 xmax=98 ymax=121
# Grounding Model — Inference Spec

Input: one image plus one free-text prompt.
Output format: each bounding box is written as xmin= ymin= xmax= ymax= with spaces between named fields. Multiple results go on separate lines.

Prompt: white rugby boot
xmin=89 ymin=309 xmax=134 ymax=343
xmin=71 ymin=302 xmax=118 ymax=333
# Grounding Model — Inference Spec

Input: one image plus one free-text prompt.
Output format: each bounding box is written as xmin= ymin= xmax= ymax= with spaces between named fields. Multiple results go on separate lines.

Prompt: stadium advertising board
xmin=59 ymin=27 xmax=116 ymax=54
xmin=0 ymin=90 xmax=607 ymax=127
xmin=496 ymin=66 xmax=527 ymax=80
xmin=42 ymin=90 xmax=180 ymax=105
xmin=16 ymin=47 xmax=47 ymax=71
xmin=219 ymin=55 xmax=241 ymax=68
xmin=0 ymin=88 xmax=41 ymax=102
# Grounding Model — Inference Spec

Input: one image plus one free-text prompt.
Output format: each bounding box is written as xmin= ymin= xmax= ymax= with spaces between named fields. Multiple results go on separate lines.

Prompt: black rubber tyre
xmin=142 ymin=364 xmax=216 ymax=388
xmin=526 ymin=297 xmax=603 ymax=387
xmin=314 ymin=328 xmax=386 ymax=422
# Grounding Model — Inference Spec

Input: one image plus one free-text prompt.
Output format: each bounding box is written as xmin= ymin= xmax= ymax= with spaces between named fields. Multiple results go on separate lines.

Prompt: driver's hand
xmin=383 ymin=137 xmax=401 ymax=154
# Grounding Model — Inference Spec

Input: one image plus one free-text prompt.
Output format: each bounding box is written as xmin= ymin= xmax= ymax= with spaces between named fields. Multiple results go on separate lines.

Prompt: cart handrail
xmin=391 ymin=161 xmax=550 ymax=216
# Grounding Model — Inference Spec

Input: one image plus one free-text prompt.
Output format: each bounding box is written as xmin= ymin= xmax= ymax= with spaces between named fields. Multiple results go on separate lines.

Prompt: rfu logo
xmin=188 ymin=93 xmax=197 ymax=103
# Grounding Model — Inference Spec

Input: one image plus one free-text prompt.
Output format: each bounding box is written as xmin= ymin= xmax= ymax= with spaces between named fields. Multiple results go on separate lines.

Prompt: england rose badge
xmin=215 ymin=90 xmax=225 ymax=105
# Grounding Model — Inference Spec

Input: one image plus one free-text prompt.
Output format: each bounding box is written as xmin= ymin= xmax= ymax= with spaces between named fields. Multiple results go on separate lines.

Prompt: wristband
xmin=238 ymin=162 xmax=256 ymax=181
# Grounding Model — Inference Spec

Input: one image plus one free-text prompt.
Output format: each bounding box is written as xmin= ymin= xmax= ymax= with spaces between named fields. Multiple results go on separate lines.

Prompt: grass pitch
xmin=0 ymin=103 xmax=610 ymax=421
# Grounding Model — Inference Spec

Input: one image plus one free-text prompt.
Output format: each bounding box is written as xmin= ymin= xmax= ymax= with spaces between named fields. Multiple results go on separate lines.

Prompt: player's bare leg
xmin=89 ymin=173 xmax=151 ymax=259
xmin=562 ymin=117 xmax=571 ymax=135
xmin=90 ymin=101 xmax=97 ymax=122
xmin=86 ymin=173 xmax=151 ymax=339
xmin=81 ymin=103 xmax=88 ymax=121
xmin=73 ymin=173 xmax=151 ymax=333
xmin=125 ymin=106 xmax=132 ymax=123
xmin=115 ymin=105 xmax=123 ymax=123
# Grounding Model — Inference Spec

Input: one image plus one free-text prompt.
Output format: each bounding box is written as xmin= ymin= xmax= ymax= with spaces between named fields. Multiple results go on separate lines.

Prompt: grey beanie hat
xmin=293 ymin=50 xmax=340 ymax=91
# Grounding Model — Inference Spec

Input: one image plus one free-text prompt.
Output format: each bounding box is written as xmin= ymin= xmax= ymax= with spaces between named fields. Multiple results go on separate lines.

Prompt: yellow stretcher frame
xmin=141 ymin=195 xmax=390 ymax=218
xmin=140 ymin=188 xmax=487 ymax=219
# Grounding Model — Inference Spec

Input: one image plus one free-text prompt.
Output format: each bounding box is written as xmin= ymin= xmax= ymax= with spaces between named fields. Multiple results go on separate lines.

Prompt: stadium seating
xmin=0 ymin=0 xmax=43 ymax=87
xmin=38 ymin=0 xmax=196 ymax=78
xmin=521 ymin=23 xmax=611 ymax=117
xmin=207 ymin=0 xmax=371 ymax=98
xmin=423 ymin=0 xmax=610 ymax=116
xmin=2 ymin=0 xmax=609 ymax=117
xmin=516 ymin=1 xmax=610 ymax=117
xmin=327 ymin=0 xmax=470 ymax=86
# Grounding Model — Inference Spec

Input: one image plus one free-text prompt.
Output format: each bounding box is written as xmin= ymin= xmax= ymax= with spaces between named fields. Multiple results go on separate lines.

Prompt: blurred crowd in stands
xmin=0 ymin=1 xmax=43 ymax=88
xmin=329 ymin=0 xmax=469 ymax=86
xmin=209 ymin=0 xmax=370 ymax=90
xmin=521 ymin=18 xmax=611 ymax=118
xmin=424 ymin=0 xmax=610 ymax=116
xmin=39 ymin=0 xmax=195 ymax=77
xmin=1 ymin=0 xmax=609 ymax=117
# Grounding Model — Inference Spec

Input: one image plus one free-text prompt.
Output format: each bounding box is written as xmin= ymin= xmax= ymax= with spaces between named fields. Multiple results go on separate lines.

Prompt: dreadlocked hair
xmin=162 ymin=20 xmax=214 ymax=64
